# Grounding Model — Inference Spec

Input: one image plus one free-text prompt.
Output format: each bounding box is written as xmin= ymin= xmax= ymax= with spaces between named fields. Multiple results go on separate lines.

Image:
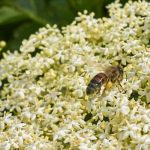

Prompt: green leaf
xmin=7 ymin=22 xmax=41 ymax=50
xmin=0 ymin=7 xmax=26 ymax=25
xmin=0 ymin=0 xmax=130 ymax=51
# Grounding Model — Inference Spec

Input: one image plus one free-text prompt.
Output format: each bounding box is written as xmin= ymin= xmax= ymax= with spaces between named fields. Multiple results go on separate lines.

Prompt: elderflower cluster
xmin=0 ymin=1 xmax=150 ymax=149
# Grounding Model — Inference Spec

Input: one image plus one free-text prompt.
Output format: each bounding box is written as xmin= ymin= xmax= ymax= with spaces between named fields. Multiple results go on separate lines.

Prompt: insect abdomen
xmin=86 ymin=73 xmax=107 ymax=95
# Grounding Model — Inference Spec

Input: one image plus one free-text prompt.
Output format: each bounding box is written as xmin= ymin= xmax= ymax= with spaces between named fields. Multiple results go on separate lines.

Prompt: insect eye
xmin=118 ymin=66 xmax=123 ymax=74
xmin=119 ymin=68 xmax=123 ymax=74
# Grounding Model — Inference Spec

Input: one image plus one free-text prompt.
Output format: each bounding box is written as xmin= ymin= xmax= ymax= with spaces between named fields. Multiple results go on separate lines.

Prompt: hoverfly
xmin=86 ymin=65 xmax=124 ymax=95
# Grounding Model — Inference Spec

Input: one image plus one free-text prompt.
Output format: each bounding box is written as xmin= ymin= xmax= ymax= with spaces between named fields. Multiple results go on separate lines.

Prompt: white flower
xmin=120 ymin=105 xmax=130 ymax=115
xmin=143 ymin=124 xmax=149 ymax=133
xmin=0 ymin=0 xmax=150 ymax=149
xmin=0 ymin=142 xmax=11 ymax=150
xmin=73 ymin=89 xmax=83 ymax=98
xmin=142 ymin=115 xmax=150 ymax=123
xmin=79 ymin=143 xmax=90 ymax=150
xmin=53 ymin=128 xmax=70 ymax=140
xmin=15 ymin=89 xmax=25 ymax=99
xmin=103 ymin=139 xmax=110 ymax=145
xmin=22 ymin=111 xmax=31 ymax=120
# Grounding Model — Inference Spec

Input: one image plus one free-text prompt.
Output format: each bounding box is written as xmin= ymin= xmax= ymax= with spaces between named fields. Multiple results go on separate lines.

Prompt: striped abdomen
xmin=86 ymin=73 xmax=107 ymax=95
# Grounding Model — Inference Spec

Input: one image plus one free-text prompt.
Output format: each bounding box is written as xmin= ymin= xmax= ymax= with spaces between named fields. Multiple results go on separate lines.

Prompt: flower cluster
xmin=0 ymin=0 xmax=150 ymax=149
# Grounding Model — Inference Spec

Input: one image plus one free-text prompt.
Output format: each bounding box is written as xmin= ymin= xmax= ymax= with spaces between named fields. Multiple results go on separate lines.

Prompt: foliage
xmin=0 ymin=0 xmax=128 ymax=50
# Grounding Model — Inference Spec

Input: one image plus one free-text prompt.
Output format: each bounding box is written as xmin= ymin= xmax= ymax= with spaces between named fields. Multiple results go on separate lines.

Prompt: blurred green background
xmin=0 ymin=0 xmax=149 ymax=51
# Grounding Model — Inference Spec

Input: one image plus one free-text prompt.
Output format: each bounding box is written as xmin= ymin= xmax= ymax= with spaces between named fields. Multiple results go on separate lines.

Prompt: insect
xmin=86 ymin=65 xmax=124 ymax=95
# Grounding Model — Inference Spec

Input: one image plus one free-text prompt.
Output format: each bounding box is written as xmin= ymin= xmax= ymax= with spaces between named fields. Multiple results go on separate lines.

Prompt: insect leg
xmin=100 ymin=81 xmax=109 ymax=96
xmin=117 ymin=80 xmax=126 ymax=93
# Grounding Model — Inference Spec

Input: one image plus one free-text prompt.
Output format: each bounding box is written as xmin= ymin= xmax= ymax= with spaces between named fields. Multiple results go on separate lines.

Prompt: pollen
xmin=106 ymin=81 xmax=113 ymax=89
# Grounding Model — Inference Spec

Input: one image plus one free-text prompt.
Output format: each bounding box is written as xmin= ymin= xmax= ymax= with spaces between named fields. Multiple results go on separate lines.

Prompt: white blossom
xmin=0 ymin=1 xmax=150 ymax=149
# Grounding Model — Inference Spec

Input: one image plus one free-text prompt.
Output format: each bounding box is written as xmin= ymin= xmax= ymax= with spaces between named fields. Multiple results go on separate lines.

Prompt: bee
xmin=86 ymin=65 xmax=124 ymax=95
